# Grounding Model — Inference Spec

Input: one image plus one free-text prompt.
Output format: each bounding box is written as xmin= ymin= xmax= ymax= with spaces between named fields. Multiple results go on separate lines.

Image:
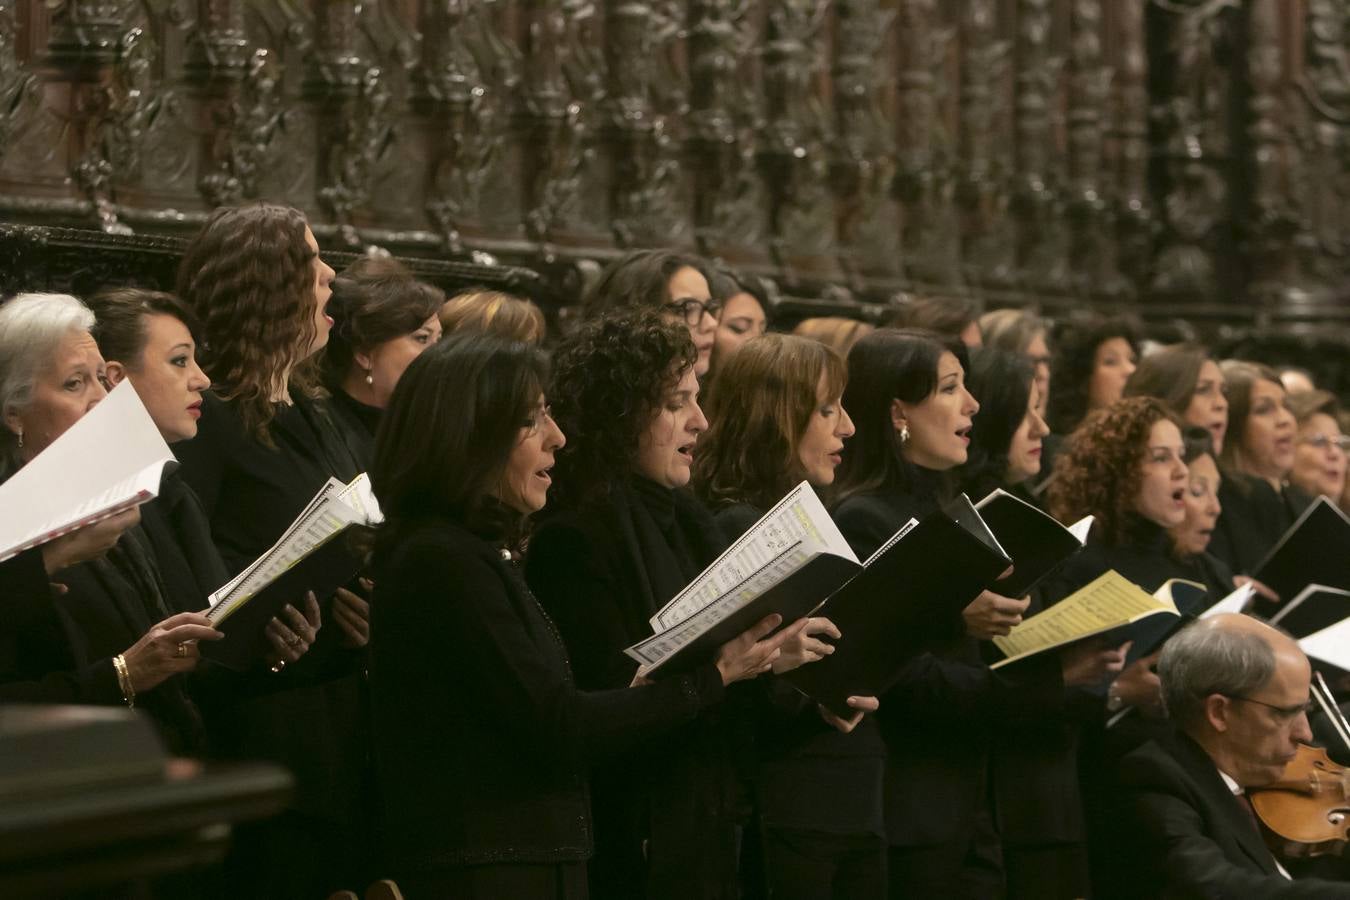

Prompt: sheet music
xmin=1300 ymin=617 xmax=1350 ymax=672
xmin=208 ymin=473 xmax=379 ymax=619
xmin=861 ymin=518 xmax=920 ymax=568
xmin=1200 ymin=582 xmax=1256 ymax=619
xmin=992 ymin=570 xmax=1177 ymax=663
xmin=650 ymin=481 xmax=855 ymax=630
xmin=0 ymin=381 xmax=174 ymax=562
xmin=1068 ymin=516 xmax=1094 ymax=544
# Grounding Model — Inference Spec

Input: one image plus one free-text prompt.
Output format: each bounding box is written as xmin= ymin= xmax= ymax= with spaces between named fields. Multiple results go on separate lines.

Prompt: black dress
xmin=173 ymin=389 xmax=372 ymax=898
xmin=525 ymin=478 xmax=751 ymax=900
xmin=832 ymin=476 xmax=1066 ymax=900
xmin=370 ymin=512 xmax=727 ymax=900
xmin=712 ymin=501 xmax=886 ymax=900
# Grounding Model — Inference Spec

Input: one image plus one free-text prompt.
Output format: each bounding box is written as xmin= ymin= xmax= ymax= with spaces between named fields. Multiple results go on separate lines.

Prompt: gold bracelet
xmin=112 ymin=654 xmax=135 ymax=708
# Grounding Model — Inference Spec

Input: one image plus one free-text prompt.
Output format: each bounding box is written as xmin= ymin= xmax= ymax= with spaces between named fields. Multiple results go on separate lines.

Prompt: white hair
xmin=0 ymin=293 xmax=97 ymax=467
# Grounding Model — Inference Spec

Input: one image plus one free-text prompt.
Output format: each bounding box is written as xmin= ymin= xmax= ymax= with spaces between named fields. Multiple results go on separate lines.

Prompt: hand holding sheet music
xmin=0 ymin=381 xmax=175 ymax=563
xmin=202 ymin=473 xmax=383 ymax=670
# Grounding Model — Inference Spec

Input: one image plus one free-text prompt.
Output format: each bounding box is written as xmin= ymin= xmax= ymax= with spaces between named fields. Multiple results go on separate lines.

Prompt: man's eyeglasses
xmin=1299 ymin=434 xmax=1350 ymax=452
xmin=664 ymin=298 xmax=722 ymax=327
xmin=1223 ymin=694 xmax=1315 ymax=723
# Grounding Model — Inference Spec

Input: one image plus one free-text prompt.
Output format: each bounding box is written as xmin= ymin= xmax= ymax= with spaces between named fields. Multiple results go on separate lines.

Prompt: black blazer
xmin=1109 ymin=732 xmax=1350 ymax=899
xmin=326 ymin=387 xmax=381 ymax=471
xmin=833 ymin=488 xmax=1066 ymax=848
xmin=370 ymin=515 xmax=724 ymax=879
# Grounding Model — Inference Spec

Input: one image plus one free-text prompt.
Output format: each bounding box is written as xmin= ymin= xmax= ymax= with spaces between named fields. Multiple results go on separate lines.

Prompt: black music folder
xmin=1253 ymin=496 xmax=1350 ymax=610
xmin=972 ymin=489 xmax=1092 ymax=597
xmin=780 ymin=495 xmax=1013 ymax=719
xmin=1269 ymin=584 xmax=1350 ymax=639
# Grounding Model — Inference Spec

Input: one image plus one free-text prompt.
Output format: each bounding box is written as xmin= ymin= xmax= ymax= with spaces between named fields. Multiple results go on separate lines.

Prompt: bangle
xmin=113 ymin=654 xmax=136 ymax=708
xmin=1106 ymin=687 xmax=1125 ymax=713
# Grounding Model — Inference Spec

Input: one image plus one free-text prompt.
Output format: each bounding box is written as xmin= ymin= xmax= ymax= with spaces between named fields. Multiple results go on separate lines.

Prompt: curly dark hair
xmin=323 ymin=256 xmax=445 ymax=385
xmin=956 ymin=348 xmax=1036 ymax=501
xmin=548 ymin=308 xmax=697 ymax=506
xmin=1045 ymin=312 xmax=1141 ymax=435
xmin=177 ymin=203 xmax=324 ymax=441
xmin=1046 ymin=396 xmax=1180 ymax=546
xmin=582 ymin=248 xmax=711 ymax=317
xmin=695 ymin=333 xmax=846 ymax=511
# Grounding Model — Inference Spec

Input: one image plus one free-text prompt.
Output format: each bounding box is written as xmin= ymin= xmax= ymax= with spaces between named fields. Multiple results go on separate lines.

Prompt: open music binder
xmin=972 ymin=489 xmax=1092 ymax=597
xmin=0 ymin=381 xmax=175 ymax=562
xmin=1268 ymin=584 xmax=1350 ymax=639
xmin=202 ymin=474 xmax=382 ymax=670
xmin=780 ymin=496 xmax=1016 ymax=718
xmin=624 ymin=482 xmax=864 ymax=676
xmin=1253 ymin=495 xmax=1350 ymax=612
xmin=990 ymin=572 xmax=1206 ymax=669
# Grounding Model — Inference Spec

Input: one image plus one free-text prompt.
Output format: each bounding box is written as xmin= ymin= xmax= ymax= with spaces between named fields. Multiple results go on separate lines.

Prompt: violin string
xmin=1311 ymin=672 xmax=1350 ymax=756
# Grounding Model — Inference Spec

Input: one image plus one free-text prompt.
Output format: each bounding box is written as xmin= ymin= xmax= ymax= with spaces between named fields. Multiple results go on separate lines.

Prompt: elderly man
xmin=1107 ymin=614 xmax=1350 ymax=898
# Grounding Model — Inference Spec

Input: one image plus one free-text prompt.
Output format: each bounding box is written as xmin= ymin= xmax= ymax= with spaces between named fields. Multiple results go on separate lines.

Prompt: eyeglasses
xmin=664 ymin=298 xmax=722 ymax=327
xmin=521 ymin=405 xmax=554 ymax=438
xmin=1299 ymin=434 xmax=1350 ymax=452
xmin=1223 ymin=694 xmax=1315 ymax=723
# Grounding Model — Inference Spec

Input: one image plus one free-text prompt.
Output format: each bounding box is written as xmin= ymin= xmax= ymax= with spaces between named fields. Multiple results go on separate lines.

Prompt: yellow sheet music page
xmin=992 ymin=570 xmax=1172 ymax=662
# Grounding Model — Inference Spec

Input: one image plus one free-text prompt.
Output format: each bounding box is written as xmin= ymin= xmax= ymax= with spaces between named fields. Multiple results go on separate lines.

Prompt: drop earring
xmin=899 ymin=425 xmax=910 ymax=444
xmin=364 ymin=369 xmax=373 ymax=386
xmin=15 ymin=431 xmax=22 ymax=449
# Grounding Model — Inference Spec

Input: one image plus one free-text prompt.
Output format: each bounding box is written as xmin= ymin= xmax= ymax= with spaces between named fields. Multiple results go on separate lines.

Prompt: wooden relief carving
xmin=0 ymin=0 xmax=1344 ymax=333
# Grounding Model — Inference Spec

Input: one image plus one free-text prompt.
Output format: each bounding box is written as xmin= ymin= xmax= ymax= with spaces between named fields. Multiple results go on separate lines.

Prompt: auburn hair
xmin=177 ymin=203 xmax=324 ymax=441
xmin=695 ymin=334 xmax=847 ymax=511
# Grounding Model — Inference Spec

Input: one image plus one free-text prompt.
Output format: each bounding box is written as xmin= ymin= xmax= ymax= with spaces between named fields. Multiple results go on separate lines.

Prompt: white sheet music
xmin=0 ymin=380 xmax=174 ymax=562
xmin=1200 ymin=582 xmax=1257 ymax=619
xmin=650 ymin=482 xmax=856 ymax=631
xmin=1300 ymin=617 xmax=1350 ymax=671
xmin=207 ymin=473 xmax=379 ymax=621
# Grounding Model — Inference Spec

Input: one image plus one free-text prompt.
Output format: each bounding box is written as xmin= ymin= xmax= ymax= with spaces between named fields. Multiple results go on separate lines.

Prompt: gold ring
xmin=175 ymin=642 xmax=188 ymax=658
xmin=286 ymin=634 xmax=303 ymax=648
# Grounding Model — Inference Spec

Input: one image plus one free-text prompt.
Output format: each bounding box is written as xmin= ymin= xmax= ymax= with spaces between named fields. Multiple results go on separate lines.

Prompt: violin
xmin=1248 ymin=673 xmax=1350 ymax=858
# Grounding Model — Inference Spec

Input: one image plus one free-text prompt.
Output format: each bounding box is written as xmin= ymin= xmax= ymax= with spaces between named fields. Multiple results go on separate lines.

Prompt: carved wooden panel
xmin=0 ymin=0 xmax=1348 ymax=339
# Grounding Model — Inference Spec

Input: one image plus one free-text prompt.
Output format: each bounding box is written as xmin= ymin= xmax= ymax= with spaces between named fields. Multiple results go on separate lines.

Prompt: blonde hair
xmin=793 ymin=316 xmax=874 ymax=358
xmin=439 ymin=289 xmax=546 ymax=345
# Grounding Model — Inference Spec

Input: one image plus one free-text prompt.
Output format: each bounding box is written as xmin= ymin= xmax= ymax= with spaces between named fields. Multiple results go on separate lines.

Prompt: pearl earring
xmin=899 ymin=425 xmax=910 ymax=444
xmin=365 ymin=370 xmax=374 ymax=386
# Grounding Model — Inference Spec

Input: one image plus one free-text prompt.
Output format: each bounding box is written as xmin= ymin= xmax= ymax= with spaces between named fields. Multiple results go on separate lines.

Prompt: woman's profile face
xmin=1133 ymin=418 xmax=1189 ymax=529
xmin=713 ymin=292 xmax=767 ymax=366
xmin=498 ymin=395 xmax=565 ymax=514
xmin=1006 ymin=381 xmax=1049 ymax=484
xmin=357 ymin=314 xmax=443 ymax=409
xmin=5 ymin=328 xmax=108 ymax=461
xmin=304 ymin=226 xmax=337 ymax=358
xmin=1170 ymin=452 xmax=1221 ymax=556
xmin=635 ymin=365 xmax=708 ymax=488
xmin=896 ymin=351 xmax=980 ymax=471
xmin=664 ymin=266 xmax=717 ymax=378
xmin=1239 ymin=378 xmax=1296 ymax=481
xmin=117 ymin=313 xmax=210 ymax=444
xmin=1183 ymin=359 xmax=1228 ymax=456
xmin=796 ymin=373 xmax=854 ymax=488
xmin=1087 ymin=336 xmax=1137 ymax=411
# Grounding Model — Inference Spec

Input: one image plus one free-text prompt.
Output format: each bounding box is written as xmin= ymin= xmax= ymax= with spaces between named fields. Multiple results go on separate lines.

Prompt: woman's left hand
xmin=771 ymin=616 xmax=839 ymax=674
xmin=333 ymin=585 xmax=371 ymax=648
xmin=263 ymin=591 xmax=321 ymax=670
xmin=818 ymin=695 xmax=880 ymax=733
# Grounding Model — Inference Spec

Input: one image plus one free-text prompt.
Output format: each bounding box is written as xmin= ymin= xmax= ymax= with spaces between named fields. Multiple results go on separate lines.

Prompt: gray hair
xmin=1158 ymin=621 xmax=1277 ymax=730
xmin=0 ymin=293 xmax=97 ymax=472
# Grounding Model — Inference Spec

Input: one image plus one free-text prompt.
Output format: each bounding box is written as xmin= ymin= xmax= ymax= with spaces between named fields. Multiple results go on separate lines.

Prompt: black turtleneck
xmin=328 ymin=387 xmax=383 ymax=470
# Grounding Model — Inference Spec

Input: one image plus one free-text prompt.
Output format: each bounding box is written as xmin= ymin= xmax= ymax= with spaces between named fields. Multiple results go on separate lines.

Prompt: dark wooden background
xmin=2 ymin=1 xmax=1349 ymax=366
